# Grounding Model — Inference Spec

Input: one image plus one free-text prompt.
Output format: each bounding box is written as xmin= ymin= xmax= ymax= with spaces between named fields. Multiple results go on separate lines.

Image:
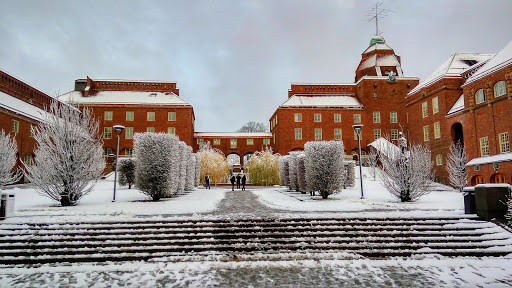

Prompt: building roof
xmin=194 ymin=132 xmax=272 ymax=138
xmin=466 ymin=153 xmax=512 ymax=166
xmin=409 ymin=53 xmax=494 ymax=95
xmin=0 ymin=91 xmax=48 ymax=122
xmin=446 ymin=94 xmax=465 ymax=116
xmin=358 ymin=54 xmax=401 ymax=71
xmin=464 ymin=40 xmax=512 ymax=85
xmin=58 ymin=90 xmax=191 ymax=106
xmin=280 ymin=94 xmax=364 ymax=109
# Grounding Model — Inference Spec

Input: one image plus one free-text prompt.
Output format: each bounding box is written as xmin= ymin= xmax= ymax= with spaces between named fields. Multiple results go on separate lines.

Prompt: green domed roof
xmin=370 ymin=35 xmax=386 ymax=46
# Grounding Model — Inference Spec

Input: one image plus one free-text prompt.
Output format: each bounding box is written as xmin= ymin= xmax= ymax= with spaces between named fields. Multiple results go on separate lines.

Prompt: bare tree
xmin=378 ymin=134 xmax=434 ymax=202
xmin=0 ymin=130 xmax=22 ymax=186
xmin=236 ymin=121 xmax=267 ymax=132
xmin=446 ymin=140 xmax=468 ymax=191
xmin=366 ymin=148 xmax=379 ymax=181
xmin=24 ymin=101 xmax=105 ymax=206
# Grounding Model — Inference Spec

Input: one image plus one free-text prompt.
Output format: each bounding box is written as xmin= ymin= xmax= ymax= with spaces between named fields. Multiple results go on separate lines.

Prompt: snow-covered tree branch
xmin=24 ymin=101 xmax=105 ymax=206
xmin=446 ymin=140 xmax=468 ymax=191
xmin=0 ymin=130 xmax=22 ymax=186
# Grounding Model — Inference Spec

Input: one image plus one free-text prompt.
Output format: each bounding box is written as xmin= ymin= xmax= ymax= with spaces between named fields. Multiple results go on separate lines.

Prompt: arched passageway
xmin=451 ymin=122 xmax=464 ymax=146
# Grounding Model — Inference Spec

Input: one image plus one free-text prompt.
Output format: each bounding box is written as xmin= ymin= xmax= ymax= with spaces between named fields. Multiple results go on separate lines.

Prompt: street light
xmin=352 ymin=124 xmax=364 ymax=199
xmin=112 ymin=125 xmax=125 ymax=202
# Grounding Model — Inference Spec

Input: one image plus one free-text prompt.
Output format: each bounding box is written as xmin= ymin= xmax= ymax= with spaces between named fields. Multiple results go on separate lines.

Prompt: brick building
xmin=271 ymin=35 xmax=419 ymax=156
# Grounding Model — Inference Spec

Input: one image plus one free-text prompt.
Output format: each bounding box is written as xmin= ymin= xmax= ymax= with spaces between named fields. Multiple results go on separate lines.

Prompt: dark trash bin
xmin=462 ymin=187 xmax=476 ymax=214
xmin=475 ymin=184 xmax=511 ymax=221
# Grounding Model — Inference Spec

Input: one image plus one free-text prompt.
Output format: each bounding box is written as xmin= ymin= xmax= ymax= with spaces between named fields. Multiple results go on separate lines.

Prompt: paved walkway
xmin=211 ymin=189 xmax=288 ymax=218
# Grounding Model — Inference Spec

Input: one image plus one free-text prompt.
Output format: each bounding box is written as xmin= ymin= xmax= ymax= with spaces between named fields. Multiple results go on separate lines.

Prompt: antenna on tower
xmin=364 ymin=2 xmax=395 ymax=36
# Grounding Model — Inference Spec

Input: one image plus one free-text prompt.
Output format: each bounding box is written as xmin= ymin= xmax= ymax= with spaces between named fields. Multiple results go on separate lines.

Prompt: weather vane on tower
xmin=365 ymin=2 xmax=394 ymax=36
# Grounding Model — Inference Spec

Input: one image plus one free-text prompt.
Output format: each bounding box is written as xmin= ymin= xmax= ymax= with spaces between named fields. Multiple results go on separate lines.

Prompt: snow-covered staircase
xmin=1 ymin=216 xmax=512 ymax=265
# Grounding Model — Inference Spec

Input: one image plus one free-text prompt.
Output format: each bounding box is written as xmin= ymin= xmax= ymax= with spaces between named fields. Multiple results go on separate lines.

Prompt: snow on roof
xmin=367 ymin=137 xmax=399 ymax=157
xmin=409 ymin=53 xmax=494 ymax=95
xmin=0 ymin=91 xmax=48 ymax=121
xmin=291 ymin=82 xmax=355 ymax=86
xmin=88 ymin=78 xmax=177 ymax=84
xmin=466 ymin=153 xmax=512 ymax=166
xmin=280 ymin=95 xmax=364 ymax=109
xmin=362 ymin=43 xmax=394 ymax=54
xmin=446 ymin=94 xmax=465 ymax=116
xmin=464 ymin=40 xmax=512 ymax=85
xmin=359 ymin=54 xmax=401 ymax=71
xmin=58 ymin=90 xmax=191 ymax=106
xmin=194 ymin=132 xmax=272 ymax=138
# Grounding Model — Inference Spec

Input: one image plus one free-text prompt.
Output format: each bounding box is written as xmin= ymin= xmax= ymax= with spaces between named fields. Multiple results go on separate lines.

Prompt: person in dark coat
xmin=236 ymin=174 xmax=241 ymax=189
xmin=205 ymin=175 xmax=210 ymax=189
xmin=241 ymin=174 xmax=246 ymax=191
xmin=230 ymin=175 xmax=236 ymax=191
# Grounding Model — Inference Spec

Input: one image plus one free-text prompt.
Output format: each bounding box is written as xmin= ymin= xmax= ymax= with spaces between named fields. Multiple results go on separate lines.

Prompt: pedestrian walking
xmin=205 ymin=174 xmax=211 ymax=189
xmin=236 ymin=174 xmax=241 ymax=189
xmin=242 ymin=174 xmax=246 ymax=191
xmin=230 ymin=175 xmax=236 ymax=191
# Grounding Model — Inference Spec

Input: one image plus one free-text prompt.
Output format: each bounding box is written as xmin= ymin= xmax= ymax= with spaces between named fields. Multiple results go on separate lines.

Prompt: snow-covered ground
xmin=1 ymin=167 xmax=512 ymax=287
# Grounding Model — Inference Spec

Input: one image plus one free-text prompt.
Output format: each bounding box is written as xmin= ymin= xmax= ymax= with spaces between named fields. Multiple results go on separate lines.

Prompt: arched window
xmin=471 ymin=175 xmax=484 ymax=185
xmin=24 ymin=153 xmax=33 ymax=166
xmin=475 ymin=89 xmax=486 ymax=104
xmin=436 ymin=154 xmax=443 ymax=166
xmin=491 ymin=173 xmax=505 ymax=183
xmin=494 ymin=81 xmax=507 ymax=98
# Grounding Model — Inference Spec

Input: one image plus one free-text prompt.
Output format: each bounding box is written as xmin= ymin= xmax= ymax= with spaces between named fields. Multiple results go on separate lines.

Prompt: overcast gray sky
xmin=2 ymin=0 xmax=512 ymax=132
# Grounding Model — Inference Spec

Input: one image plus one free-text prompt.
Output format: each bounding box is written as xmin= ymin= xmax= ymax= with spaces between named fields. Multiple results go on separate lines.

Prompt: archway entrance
xmin=451 ymin=122 xmax=464 ymax=146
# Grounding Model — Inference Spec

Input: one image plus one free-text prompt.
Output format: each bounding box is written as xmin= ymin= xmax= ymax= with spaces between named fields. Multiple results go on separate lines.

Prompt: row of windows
xmin=293 ymin=112 xmax=398 ymax=124
xmin=294 ymin=128 xmax=400 ymax=141
xmin=479 ymin=132 xmax=510 ymax=156
xmin=423 ymin=122 xmax=441 ymax=141
xmin=104 ymin=147 xmax=133 ymax=156
xmin=422 ymin=96 xmax=439 ymax=118
xmin=104 ymin=111 xmax=177 ymax=122
xmin=104 ymin=127 xmax=177 ymax=139
xmin=475 ymin=81 xmax=507 ymax=105
xmin=196 ymin=138 xmax=271 ymax=146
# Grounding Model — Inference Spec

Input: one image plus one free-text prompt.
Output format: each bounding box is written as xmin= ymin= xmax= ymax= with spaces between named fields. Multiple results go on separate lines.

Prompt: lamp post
xmin=352 ymin=124 xmax=364 ymax=199
xmin=112 ymin=125 xmax=125 ymax=202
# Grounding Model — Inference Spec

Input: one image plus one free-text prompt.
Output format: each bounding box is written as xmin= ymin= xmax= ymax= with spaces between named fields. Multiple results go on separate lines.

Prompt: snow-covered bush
xmin=446 ymin=140 xmax=468 ymax=191
xmin=198 ymin=141 xmax=229 ymax=185
xmin=378 ymin=135 xmax=434 ymax=202
xmin=118 ymin=158 xmax=136 ymax=189
xmin=305 ymin=141 xmax=345 ymax=199
xmin=0 ymin=130 xmax=21 ymax=186
xmin=24 ymin=101 xmax=105 ymax=206
xmin=185 ymin=146 xmax=195 ymax=191
xmin=194 ymin=153 xmax=201 ymax=187
xmin=247 ymin=147 xmax=280 ymax=186
xmin=296 ymin=152 xmax=307 ymax=193
xmin=134 ymin=132 xmax=178 ymax=200
xmin=343 ymin=161 xmax=355 ymax=188
xmin=288 ymin=152 xmax=300 ymax=191
xmin=279 ymin=155 xmax=289 ymax=187
xmin=178 ymin=141 xmax=188 ymax=194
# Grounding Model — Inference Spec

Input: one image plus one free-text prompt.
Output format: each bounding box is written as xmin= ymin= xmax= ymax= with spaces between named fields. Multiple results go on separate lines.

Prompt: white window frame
xmin=434 ymin=121 xmax=441 ymax=139
xmin=104 ymin=111 xmax=113 ymax=121
xmin=475 ymin=89 xmax=486 ymax=104
xmin=353 ymin=114 xmax=361 ymax=123
xmin=295 ymin=128 xmax=302 ymax=140
xmin=104 ymin=127 xmax=112 ymax=139
xmin=334 ymin=114 xmax=341 ymax=123
xmin=494 ymin=81 xmax=507 ymax=98
xmin=263 ymin=138 xmax=270 ymax=145
xmin=422 ymin=101 xmax=428 ymax=118
xmin=314 ymin=128 xmax=322 ymax=140
xmin=147 ymin=112 xmax=155 ymax=121
xmin=125 ymin=127 xmax=134 ymax=139
xmin=230 ymin=139 xmax=237 ymax=149
xmin=334 ymin=128 xmax=342 ymax=140
xmin=125 ymin=148 xmax=133 ymax=156
xmin=314 ymin=113 xmax=322 ymax=122
xmin=11 ymin=120 xmax=19 ymax=133
xmin=168 ymin=127 xmax=175 ymax=135
xmin=373 ymin=111 xmax=381 ymax=123
xmin=374 ymin=129 xmax=381 ymax=140
xmin=436 ymin=154 xmax=443 ymax=166
xmin=247 ymin=138 xmax=254 ymax=145
xmin=146 ymin=127 xmax=155 ymax=133
xmin=480 ymin=136 xmax=489 ymax=156
xmin=168 ymin=112 xmax=176 ymax=121
xmin=126 ymin=111 xmax=134 ymax=121
xmin=423 ymin=125 xmax=429 ymax=142
xmin=499 ymin=132 xmax=510 ymax=153
xmin=432 ymin=97 xmax=439 ymax=114
xmin=213 ymin=138 xmax=221 ymax=145
xmin=294 ymin=113 xmax=302 ymax=122
xmin=391 ymin=129 xmax=399 ymax=140
xmin=390 ymin=112 xmax=397 ymax=123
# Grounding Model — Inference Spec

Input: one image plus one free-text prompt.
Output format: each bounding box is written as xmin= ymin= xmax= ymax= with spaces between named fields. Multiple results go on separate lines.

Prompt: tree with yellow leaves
xmin=198 ymin=141 xmax=229 ymax=186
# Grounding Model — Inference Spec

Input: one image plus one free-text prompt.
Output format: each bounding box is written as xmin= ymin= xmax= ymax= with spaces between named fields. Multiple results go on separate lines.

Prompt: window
xmin=295 ymin=128 xmax=302 ymax=140
xmin=314 ymin=128 xmax=322 ymax=140
xmin=353 ymin=114 xmax=361 ymax=123
xmin=334 ymin=114 xmax=341 ymax=123
xmin=247 ymin=138 xmax=254 ymax=145
xmin=391 ymin=129 xmax=399 ymax=140
xmin=104 ymin=147 xmax=112 ymax=156
xmin=168 ymin=127 xmax=175 ymax=135
xmin=494 ymin=81 xmax=507 ymax=98
xmin=475 ymin=89 xmax=486 ymax=104
xmin=423 ymin=125 xmax=429 ymax=141
xmin=390 ymin=112 xmax=397 ymax=123
xmin=147 ymin=127 xmax=155 ymax=132
xmin=314 ymin=113 xmax=322 ymax=122
xmin=125 ymin=127 xmax=134 ymax=139
xmin=147 ymin=112 xmax=155 ymax=121
xmin=126 ymin=111 xmax=134 ymax=121
xmin=125 ymin=148 xmax=133 ymax=156
xmin=214 ymin=138 xmax=221 ymax=145
xmin=168 ymin=112 xmax=176 ymax=121
xmin=422 ymin=101 xmax=428 ymax=118
xmin=499 ymin=132 xmax=510 ymax=153
xmin=24 ymin=153 xmax=33 ymax=166
xmin=104 ymin=127 xmax=112 ymax=139
xmin=11 ymin=120 xmax=19 ymax=133
xmin=436 ymin=154 xmax=443 ymax=166
xmin=197 ymin=138 xmax=204 ymax=144
xmin=373 ymin=111 xmax=381 ymax=123
xmin=104 ymin=111 xmax=113 ymax=121
xmin=480 ymin=136 xmax=489 ymax=156
xmin=230 ymin=139 xmax=237 ymax=149
xmin=263 ymin=138 xmax=270 ymax=145
xmin=334 ymin=128 xmax=342 ymax=140
xmin=373 ymin=129 xmax=381 ymax=140
xmin=354 ymin=129 xmax=362 ymax=140
xmin=434 ymin=121 xmax=441 ymax=139
xmin=294 ymin=113 xmax=302 ymax=122
xmin=432 ymin=97 xmax=439 ymax=114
